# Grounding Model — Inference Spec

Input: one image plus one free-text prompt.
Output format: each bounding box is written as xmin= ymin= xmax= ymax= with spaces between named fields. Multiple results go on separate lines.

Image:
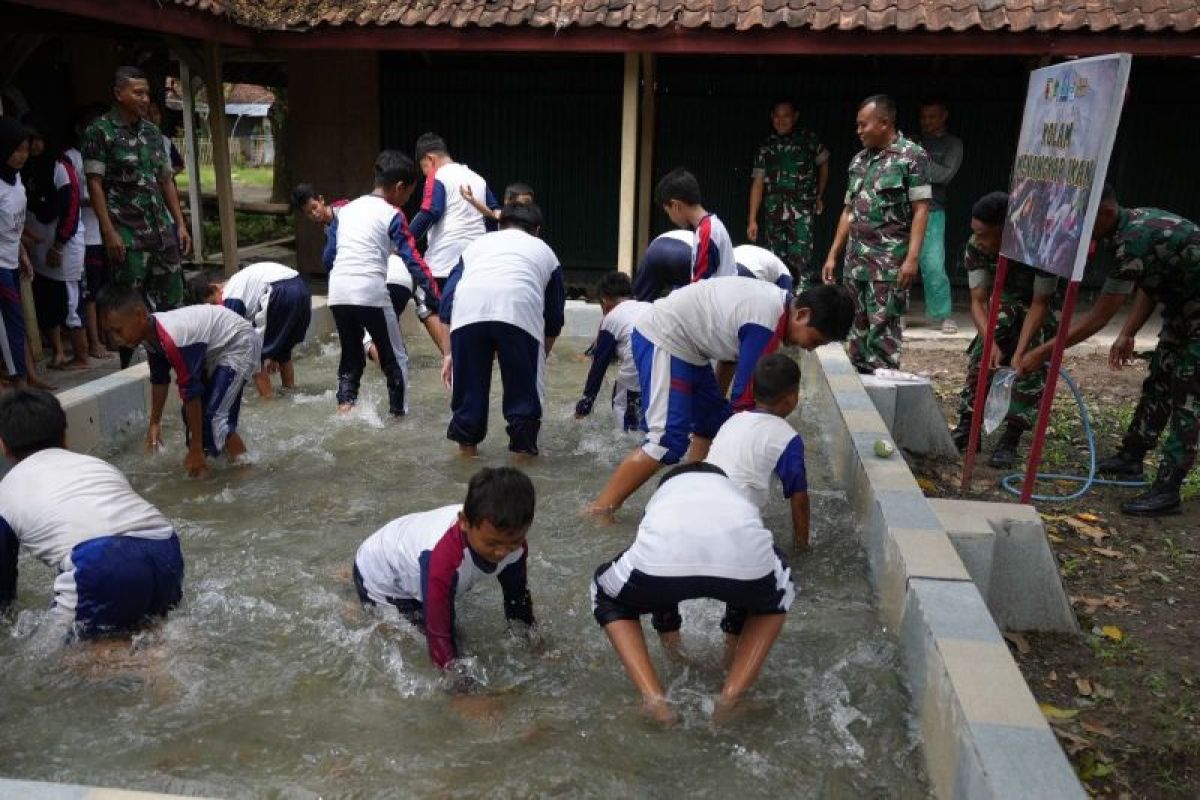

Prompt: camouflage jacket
xmin=81 ymin=108 xmax=175 ymax=250
xmin=844 ymin=133 xmax=932 ymax=282
xmin=752 ymin=130 xmax=828 ymax=204
xmin=1101 ymin=208 xmax=1200 ymax=315
xmin=963 ymin=236 xmax=1059 ymax=308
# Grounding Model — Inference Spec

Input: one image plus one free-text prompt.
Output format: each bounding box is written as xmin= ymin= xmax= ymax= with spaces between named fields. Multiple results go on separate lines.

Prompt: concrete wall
xmin=288 ymin=51 xmax=380 ymax=275
xmin=802 ymin=344 xmax=1084 ymax=799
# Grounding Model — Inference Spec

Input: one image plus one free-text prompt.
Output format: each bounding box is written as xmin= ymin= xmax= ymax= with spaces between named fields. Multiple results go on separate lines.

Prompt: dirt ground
xmin=900 ymin=348 xmax=1199 ymax=798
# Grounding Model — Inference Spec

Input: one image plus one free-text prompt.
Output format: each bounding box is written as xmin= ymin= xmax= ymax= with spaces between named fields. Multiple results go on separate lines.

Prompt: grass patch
xmin=200 ymin=211 xmax=291 ymax=254
xmin=176 ymin=165 xmax=274 ymax=192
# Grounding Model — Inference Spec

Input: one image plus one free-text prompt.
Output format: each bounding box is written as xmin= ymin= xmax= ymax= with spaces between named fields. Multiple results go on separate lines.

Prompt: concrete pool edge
xmin=802 ymin=345 xmax=1085 ymax=800
xmin=4 ymin=298 xmax=1080 ymax=799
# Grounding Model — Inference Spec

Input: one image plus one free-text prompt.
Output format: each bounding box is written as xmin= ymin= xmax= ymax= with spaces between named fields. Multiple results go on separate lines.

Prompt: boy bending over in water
xmin=591 ymin=462 xmax=794 ymax=723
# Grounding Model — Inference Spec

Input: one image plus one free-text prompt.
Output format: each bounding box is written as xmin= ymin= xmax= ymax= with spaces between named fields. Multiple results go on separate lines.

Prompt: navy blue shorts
xmin=181 ymin=364 xmax=246 ymax=456
xmin=352 ymin=562 xmax=424 ymax=628
xmin=67 ymin=533 xmax=184 ymax=637
xmin=261 ymin=275 xmax=311 ymax=363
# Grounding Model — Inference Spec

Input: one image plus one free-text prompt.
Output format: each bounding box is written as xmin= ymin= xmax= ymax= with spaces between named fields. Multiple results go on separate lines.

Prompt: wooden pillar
xmin=202 ymin=41 xmax=238 ymax=276
xmin=179 ymin=60 xmax=204 ymax=263
xmin=635 ymin=52 xmax=657 ymax=259
xmin=19 ymin=280 xmax=41 ymax=357
xmin=616 ymin=52 xmax=639 ymax=275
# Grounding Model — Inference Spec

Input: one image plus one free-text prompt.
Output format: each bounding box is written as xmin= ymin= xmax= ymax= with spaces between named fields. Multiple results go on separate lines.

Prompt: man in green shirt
xmin=747 ymin=99 xmax=829 ymax=291
xmin=1021 ymin=185 xmax=1200 ymax=515
xmin=82 ymin=66 xmax=191 ymax=367
xmin=822 ymin=94 xmax=931 ymax=374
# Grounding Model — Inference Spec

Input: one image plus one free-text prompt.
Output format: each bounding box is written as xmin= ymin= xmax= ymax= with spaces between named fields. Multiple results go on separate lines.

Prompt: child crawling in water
xmin=352 ymin=466 xmax=537 ymax=697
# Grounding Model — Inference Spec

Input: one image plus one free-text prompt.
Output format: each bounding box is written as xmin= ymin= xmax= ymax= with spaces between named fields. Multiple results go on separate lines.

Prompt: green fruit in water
xmin=874 ymin=439 xmax=896 ymax=458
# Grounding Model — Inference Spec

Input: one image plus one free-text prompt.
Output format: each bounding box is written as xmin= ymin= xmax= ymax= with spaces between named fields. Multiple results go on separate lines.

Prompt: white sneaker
xmin=940 ymin=318 xmax=958 ymax=335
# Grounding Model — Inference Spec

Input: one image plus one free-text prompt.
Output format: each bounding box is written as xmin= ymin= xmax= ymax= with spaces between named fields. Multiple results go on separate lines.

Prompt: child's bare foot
xmin=336 ymin=403 xmax=355 ymax=415
xmin=509 ymin=451 xmax=536 ymax=466
xmin=450 ymin=693 xmax=505 ymax=723
xmin=28 ymin=373 xmax=57 ymax=390
xmin=641 ymin=695 xmax=677 ymax=726
xmin=89 ymin=348 xmax=114 ymax=359
xmin=457 ymin=444 xmax=479 ymax=458
xmin=62 ymin=358 xmax=91 ymax=370
xmin=224 ymin=433 xmax=247 ymax=461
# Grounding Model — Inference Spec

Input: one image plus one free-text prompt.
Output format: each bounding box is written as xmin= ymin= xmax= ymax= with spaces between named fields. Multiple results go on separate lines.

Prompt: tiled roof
xmin=170 ymin=0 xmax=1200 ymax=33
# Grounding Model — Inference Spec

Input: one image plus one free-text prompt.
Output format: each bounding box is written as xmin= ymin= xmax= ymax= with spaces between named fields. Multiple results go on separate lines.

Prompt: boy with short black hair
xmin=99 ymin=285 xmax=259 ymax=478
xmin=198 ymin=261 xmax=312 ymax=399
xmin=591 ymin=462 xmax=793 ymax=723
xmin=439 ymin=202 xmax=565 ymax=457
xmin=706 ymin=354 xmax=810 ymax=550
xmin=463 ymin=181 xmax=534 ymax=223
xmin=575 ymin=271 xmax=651 ymax=431
xmin=655 ymin=167 xmax=737 ymax=283
xmin=353 ymin=466 xmax=537 ymax=677
xmin=587 ymin=281 xmax=855 ymax=519
xmin=0 ymin=389 xmax=184 ymax=636
xmin=325 ymin=150 xmax=443 ymax=416
xmin=410 ymin=133 xmax=499 ymax=290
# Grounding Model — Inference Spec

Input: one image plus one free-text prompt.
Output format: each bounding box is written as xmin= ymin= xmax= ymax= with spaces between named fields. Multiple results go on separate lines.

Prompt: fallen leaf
xmin=1054 ymin=727 xmax=1094 ymax=755
xmin=916 ymin=477 xmax=937 ymax=493
xmin=1081 ymin=720 xmax=1116 ymax=739
xmin=1048 ymin=670 xmax=1058 ymax=682
xmin=1074 ymin=512 xmax=1102 ymax=524
xmin=1093 ymin=547 xmax=1125 ymax=559
xmin=1003 ymin=631 xmax=1031 ymax=654
xmin=1100 ymin=625 xmax=1124 ymax=642
xmin=1065 ymin=517 xmax=1108 ymax=542
xmin=1076 ymin=678 xmax=1094 ymax=697
xmin=1071 ymin=595 xmax=1130 ymax=614
xmin=1093 ymin=683 xmax=1115 ymax=700
xmin=1040 ymin=703 xmax=1080 ymax=721
xmin=1150 ymin=570 xmax=1172 ymax=584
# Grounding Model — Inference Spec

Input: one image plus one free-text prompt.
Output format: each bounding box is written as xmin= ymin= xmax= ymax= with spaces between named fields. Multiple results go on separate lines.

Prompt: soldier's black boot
xmin=1120 ymin=466 xmax=1186 ymax=516
xmin=951 ymin=416 xmax=980 ymax=453
xmin=988 ymin=426 xmax=1024 ymax=469
xmin=1096 ymin=436 xmax=1149 ymax=479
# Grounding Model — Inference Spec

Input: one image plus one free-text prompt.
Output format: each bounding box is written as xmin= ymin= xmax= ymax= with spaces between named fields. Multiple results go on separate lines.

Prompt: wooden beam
xmin=202 ymin=41 xmax=239 ymax=276
xmin=178 ymin=59 xmax=204 ymax=263
xmin=616 ymin=52 xmax=639 ymax=275
xmin=634 ymin=52 xmax=657 ymax=260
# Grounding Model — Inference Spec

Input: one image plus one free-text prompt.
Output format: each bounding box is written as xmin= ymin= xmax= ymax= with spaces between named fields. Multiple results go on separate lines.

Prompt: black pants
xmin=331 ymin=304 xmax=407 ymax=416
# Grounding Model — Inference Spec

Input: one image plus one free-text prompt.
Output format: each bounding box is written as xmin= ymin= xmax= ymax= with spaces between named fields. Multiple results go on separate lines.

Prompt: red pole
xmin=960 ymin=256 xmax=1009 ymax=491
xmin=1019 ymin=278 xmax=1082 ymax=503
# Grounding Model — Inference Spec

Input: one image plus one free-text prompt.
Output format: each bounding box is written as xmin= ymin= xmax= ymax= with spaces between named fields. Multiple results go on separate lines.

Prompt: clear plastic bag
xmin=983 ymin=368 xmax=1017 ymax=435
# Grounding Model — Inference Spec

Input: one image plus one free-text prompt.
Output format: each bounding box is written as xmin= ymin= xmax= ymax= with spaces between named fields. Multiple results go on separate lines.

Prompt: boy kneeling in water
xmin=353 ymin=467 xmax=537 ymax=689
xmin=0 ymin=389 xmax=184 ymax=637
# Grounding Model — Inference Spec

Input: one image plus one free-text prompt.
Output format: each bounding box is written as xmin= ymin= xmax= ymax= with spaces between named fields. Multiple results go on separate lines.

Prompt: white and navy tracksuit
xmin=146 ymin=305 xmax=259 ymax=456
xmin=353 ymin=504 xmax=534 ymax=670
xmin=633 ymin=278 xmax=793 ymax=464
xmin=735 ymin=244 xmax=794 ymax=291
xmin=31 ymin=150 xmax=86 ymax=332
xmin=0 ymin=448 xmax=183 ymax=637
xmin=632 ymin=214 xmax=737 ymax=302
xmin=221 ymin=261 xmax=312 ymax=365
xmin=408 ymin=162 xmax=498 ymax=287
xmin=0 ymin=170 xmax=27 ymax=377
xmin=706 ymin=411 xmax=808 ymax=509
xmin=576 ymin=298 xmax=652 ymax=431
xmin=591 ymin=469 xmax=794 ymax=635
xmin=440 ymin=228 xmax=565 ymax=454
xmin=325 ymin=193 xmax=440 ymax=415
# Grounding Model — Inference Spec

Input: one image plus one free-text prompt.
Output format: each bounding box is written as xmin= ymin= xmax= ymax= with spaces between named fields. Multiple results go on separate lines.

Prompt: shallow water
xmin=0 ymin=331 xmax=929 ymax=799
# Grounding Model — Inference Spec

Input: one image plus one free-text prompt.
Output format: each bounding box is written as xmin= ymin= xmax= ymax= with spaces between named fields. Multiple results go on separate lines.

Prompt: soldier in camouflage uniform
xmin=747 ymin=99 xmax=829 ymax=291
xmin=821 ymin=95 xmax=931 ymax=374
xmin=1021 ymin=185 xmax=1200 ymax=516
xmin=950 ymin=192 xmax=1060 ymax=468
xmin=82 ymin=66 xmax=191 ymax=367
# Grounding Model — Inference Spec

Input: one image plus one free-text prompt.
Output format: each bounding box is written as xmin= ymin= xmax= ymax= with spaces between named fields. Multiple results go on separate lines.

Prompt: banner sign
xmin=1001 ymin=54 xmax=1132 ymax=280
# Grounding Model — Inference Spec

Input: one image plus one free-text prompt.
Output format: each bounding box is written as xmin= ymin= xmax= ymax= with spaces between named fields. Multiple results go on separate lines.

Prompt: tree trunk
xmin=270 ymin=86 xmax=290 ymax=204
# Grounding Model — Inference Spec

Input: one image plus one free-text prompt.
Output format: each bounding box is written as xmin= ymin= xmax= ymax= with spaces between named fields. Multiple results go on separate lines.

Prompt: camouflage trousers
xmin=846 ymin=278 xmax=907 ymax=374
xmin=113 ymin=225 xmax=184 ymax=310
xmin=1120 ymin=309 xmax=1200 ymax=475
xmin=957 ymin=304 xmax=1058 ymax=432
xmin=765 ymin=201 xmax=817 ymax=290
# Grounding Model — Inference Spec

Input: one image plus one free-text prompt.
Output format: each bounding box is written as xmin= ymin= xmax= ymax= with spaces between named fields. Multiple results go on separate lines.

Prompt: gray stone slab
xmin=956 ymin=723 xmax=1087 ymax=800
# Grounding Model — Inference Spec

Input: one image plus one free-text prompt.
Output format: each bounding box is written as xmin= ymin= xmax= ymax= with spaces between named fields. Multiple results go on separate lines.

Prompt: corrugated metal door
xmin=379 ymin=53 xmax=623 ymax=276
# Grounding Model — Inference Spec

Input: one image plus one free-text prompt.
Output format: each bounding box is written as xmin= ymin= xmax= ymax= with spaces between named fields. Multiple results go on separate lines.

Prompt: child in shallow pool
xmin=0 ymin=389 xmax=184 ymax=637
xmin=705 ymin=353 xmax=811 ymax=551
xmin=352 ymin=467 xmax=536 ymax=687
xmin=591 ymin=462 xmax=794 ymax=723
xmin=99 ymin=284 xmax=259 ymax=478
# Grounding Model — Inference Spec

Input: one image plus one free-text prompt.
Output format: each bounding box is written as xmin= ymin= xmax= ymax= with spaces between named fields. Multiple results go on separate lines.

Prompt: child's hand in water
xmin=183 ymin=450 xmax=208 ymax=478
xmin=145 ymin=423 xmax=164 ymax=452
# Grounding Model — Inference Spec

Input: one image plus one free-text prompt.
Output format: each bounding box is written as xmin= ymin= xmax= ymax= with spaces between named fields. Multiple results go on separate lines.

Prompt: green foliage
xmin=200 ymin=211 xmax=291 ymax=255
